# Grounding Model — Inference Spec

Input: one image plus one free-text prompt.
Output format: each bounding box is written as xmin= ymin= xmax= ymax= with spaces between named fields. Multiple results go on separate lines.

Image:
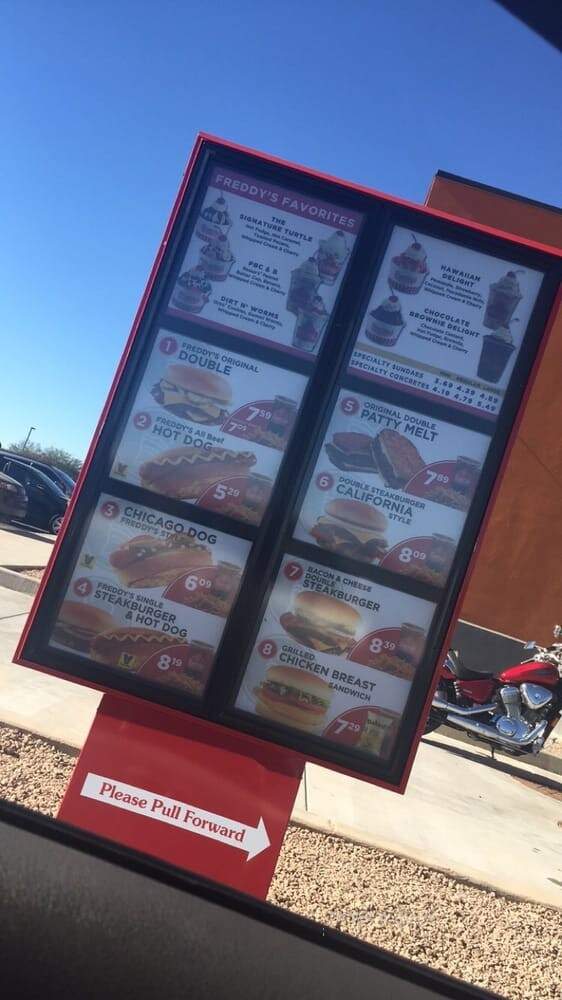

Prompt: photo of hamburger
xmin=310 ymin=499 xmax=388 ymax=563
xmin=151 ymin=365 xmax=232 ymax=425
xmin=109 ymin=533 xmax=211 ymax=589
xmin=51 ymin=601 xmax=114 ymax=655
xmin=324 ymin=431 xmax=378 ymax=473
xmin=139 ymin=446 xmax=256 ymax=500
xmin=253 ymin=664 xmax=332 ymax=734
xmin=90 ymin=626 xmax=183 ymax=673
xmin=280 ymin=591 xmax=361 ymax=655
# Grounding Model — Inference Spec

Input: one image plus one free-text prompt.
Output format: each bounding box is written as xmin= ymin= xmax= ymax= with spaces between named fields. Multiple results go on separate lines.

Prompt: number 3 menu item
xmin=49 ymin=495 xmax=251 ymax=695
xmin=168 ymin=167 xmax=362 ymax=358
xmin=294 ymin=389 xmax=490 ymax=587
xmin=349 ymin=227 xmax=543 ymax=419
xmin=235 ymin=555 xmax=435 ymax=758
xmin=112 ymin=330 xmax=308 ymax=526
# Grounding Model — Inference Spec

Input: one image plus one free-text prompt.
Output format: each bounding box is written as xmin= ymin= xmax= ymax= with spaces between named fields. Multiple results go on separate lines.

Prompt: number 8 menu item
xmin=49 ymin=494 xmax=251 ymax=695
xmin=294 ymin=389 xmax=490 ymax=587
xmin=111 ymin=329 xmax=308 ymax=526
xmin=349 ymin=226 xmax=543 ymax=420
xmin=235 ymin=555 xmax=435 ymax=758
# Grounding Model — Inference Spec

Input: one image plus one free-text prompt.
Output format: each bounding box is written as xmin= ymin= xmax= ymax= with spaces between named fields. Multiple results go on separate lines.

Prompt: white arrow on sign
xmin=81 ymin=772 xmax=271 ymax=861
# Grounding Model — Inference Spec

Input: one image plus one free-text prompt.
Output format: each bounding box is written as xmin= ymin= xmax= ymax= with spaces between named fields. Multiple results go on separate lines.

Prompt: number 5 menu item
xmin=294 ymin=390 xmax=490 ymax=587
xmin=111 ymin=330 xmax=308 ymax=526
xmin=235 ymin=555 xmax=435 ymax=758
xmin=168 ymin=166 xmax=362 ymax=358
xmin=349 ymin=226 xmax=543 ymax=419
xmin=49 ymin=494 xmax=251 ymax=696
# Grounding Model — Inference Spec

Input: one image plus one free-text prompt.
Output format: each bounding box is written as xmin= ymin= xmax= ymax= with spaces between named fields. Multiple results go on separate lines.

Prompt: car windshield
xmin=14 ymin=463 xmax=67 ymax=498
xmin=53 ymin=467 xmax=75 ymax=493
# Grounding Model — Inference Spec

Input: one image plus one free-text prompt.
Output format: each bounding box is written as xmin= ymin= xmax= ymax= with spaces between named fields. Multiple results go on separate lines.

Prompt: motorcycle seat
xmin=446 ymin=650 xmax=493 ymax=682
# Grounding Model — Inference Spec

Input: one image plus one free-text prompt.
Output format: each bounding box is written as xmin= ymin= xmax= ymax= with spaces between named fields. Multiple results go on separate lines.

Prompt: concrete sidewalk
xmin=0 ymin=524 xmax=55 ymax=568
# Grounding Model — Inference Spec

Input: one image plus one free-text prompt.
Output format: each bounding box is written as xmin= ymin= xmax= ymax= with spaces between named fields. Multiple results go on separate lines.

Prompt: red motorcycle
xmin=425 ymin=625 xmax=562 ymax=755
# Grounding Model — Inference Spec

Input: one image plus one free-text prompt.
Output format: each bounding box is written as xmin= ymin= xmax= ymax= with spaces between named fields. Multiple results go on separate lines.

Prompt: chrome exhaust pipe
xmin=445 ymin=714 xmax=548 ymax=751
xmin=433 ymin=695 xmax=497 ymax=716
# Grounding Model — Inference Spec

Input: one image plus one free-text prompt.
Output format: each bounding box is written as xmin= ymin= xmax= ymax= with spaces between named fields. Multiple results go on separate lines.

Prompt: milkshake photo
xmin=365 ymin=294 xmax=405 ymax=346
xmin=483 ymin=270 xmax=523 ymax=329
xmin=316 ymin=230 xmax=349 ymax=285
xmin=286 ymin=256 xmax=321 ymax=315
xmin=477 ymin=324 xmax=516 ymax=383
xmin=199 ymin=234 xmax=235 ymax=281
xmin=195 ymin=195 xmax=232 ymax=244
xmin=293 ymin=294 xmax=329 ymax=352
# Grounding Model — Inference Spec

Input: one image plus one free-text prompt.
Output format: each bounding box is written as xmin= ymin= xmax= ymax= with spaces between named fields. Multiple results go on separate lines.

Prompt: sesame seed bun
xmin=164 ymin=365 xmax=232 ymax=405
xmin=293 ymin=590 xmax=361 ymax=635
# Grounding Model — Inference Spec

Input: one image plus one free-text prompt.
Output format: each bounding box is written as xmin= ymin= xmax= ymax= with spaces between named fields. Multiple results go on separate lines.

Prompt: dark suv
xmin=0 ymin=471 xmax=28 ymax=523
xmin=0 ymin=451 xmax=75 ymax=497
xmin=0 ymin=458 xmax=68 ymax=534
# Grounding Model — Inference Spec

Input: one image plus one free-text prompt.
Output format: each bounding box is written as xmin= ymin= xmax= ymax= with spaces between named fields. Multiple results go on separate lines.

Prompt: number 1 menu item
xmin=235 ymin=555 xmax=435 ymax=758
xmin=49 ymin=495 xmax=251 ymax=695
xmin=168 ymin=167 xmax=362 ymax=358
xmin=349 ymin=227 xmax=543 ymax=419
xmin=112 ymin=330 xmax=308 ymax=526
xmin=294 ymin=390 xmax=490 ymax=587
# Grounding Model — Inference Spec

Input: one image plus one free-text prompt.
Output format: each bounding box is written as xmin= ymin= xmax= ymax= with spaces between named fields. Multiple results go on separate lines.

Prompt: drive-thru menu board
xmin=17 ymin=135 xmax=560 ymax=791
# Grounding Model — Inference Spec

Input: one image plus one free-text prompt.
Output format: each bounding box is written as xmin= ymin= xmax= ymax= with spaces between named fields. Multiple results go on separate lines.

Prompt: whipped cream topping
xmin=202 ymin=235 xmax=234 ymax=261
xmin=201 ymin=195 xmax=231 ymax=225
xmin=319 ymin=230 xmax=348 ymax=261
xmin=491 ymin=325 xmax=513 ymax=344
xmin=178 ymin=266 xmax=211 ymax=293
xmin=372 ymin=294 xmax=403 ymax=320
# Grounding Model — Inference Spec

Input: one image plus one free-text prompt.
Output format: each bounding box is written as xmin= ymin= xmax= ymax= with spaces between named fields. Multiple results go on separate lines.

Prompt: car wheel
xmin=49 ymin=515 xmax=64 ymax=535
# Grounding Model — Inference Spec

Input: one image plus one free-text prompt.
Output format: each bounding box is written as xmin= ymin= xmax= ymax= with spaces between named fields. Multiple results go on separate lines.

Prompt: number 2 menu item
xmin=235 ymin=555 xmax=435 ymax=758
xmin=168 ymin=167 xmax=362 ymax=358
xmin=112 ymin=330 xmax=308 ymax=526
xmin=49 ymin=495 xmax=251 ymax=695
xmin=349 ymin=227 xmax=543 ymax=419
xmin=294 ymin=390 xmax=490 ymax=587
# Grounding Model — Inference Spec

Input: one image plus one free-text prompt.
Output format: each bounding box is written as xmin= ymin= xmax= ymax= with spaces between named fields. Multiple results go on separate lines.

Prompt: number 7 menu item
xmin=349 ymin=226 xmax=543 ymax=419
xmin=49 ymin=494 xmax=251 ymax=696
xmin=235 ymin=555 xmax=435 ymax=758
xmin=111 ymin=329 xmax=308 ymax=526
xmin=167 ymin=166 xmax=363 ymax=358
xmin=294 ymin=389 xmax=491 ymax=587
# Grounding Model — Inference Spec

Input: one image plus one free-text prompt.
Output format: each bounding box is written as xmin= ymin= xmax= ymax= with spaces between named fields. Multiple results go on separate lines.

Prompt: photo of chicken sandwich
xmin=253 ymin=664 xmax=332 ymax=734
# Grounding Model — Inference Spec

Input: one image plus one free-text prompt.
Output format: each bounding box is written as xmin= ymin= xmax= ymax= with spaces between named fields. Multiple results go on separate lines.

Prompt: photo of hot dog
xmin=139 ymin=446 xmax=256 ymax=499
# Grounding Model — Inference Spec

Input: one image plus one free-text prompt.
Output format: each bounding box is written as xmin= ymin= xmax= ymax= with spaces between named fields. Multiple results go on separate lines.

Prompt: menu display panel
xmin=112 ymin=329 xmax=308 ymax=526
xmin=294 ymin=389 xmax=491 ymax=587
xmin=235 ymin=555 xmax=435 ymax=759
xmin=49 ymin=494 xmax=251 ymax=696
xmin=167 ymin=166 xmax=363 ymax=358
xmin=349 ymin=226 xmax=544 ymax=419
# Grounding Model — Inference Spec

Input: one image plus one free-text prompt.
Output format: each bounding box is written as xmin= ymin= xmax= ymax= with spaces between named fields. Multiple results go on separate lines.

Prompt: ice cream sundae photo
xmin=365 ymin=294 xmax=405 ymax=346
xmin=199 ymin=234 xmax=235 ymax=281
xmin=316 ymin=230 xmax=349 ymax=286
xmin=477 ymin=323 xmax=517 ymax=383
xmin=483 ymin=270 xmax=523 ymax=329
xmin=388 ymin=234 xmax=429 ymax=294
xmin=293 ymin=294 xmax=328 ymax=352
xmin=286 ymin=256 xmax=321 ymax=315
xmin=196 ymin=195 xmax=232 ymax=244
xmin=171 ymin=265 xmax=212 ymax=314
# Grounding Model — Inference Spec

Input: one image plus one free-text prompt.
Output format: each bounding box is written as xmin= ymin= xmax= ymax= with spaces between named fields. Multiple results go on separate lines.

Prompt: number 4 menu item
xmin=235 ymin=555 xmax=435 ymax=758
xmin=168 ymin=167 xmax=362 ymax=358
xmin=49 ymin=495 xmax=251 ymax=695
xmin=349 ymin=226 xmax=543 ymax=419
xmin=295 ymin=390 xmax=490 ymax=587
xmin=112 ymin=330 xmax=308 ymax=526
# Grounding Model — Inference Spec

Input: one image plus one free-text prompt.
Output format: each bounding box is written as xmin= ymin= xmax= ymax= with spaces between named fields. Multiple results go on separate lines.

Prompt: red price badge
xmin=133 ymin=411 xmax=152 ymax=431
xmin=283 ymin=561 xmax=303 ymax=582
xmin=73 ymin=578 xmax=93 ymax=598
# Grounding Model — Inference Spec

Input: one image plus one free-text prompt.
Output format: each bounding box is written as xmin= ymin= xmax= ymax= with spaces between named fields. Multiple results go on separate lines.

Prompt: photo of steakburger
xmin=90 ymin=626 xmax=184 ymax=673
xmin=51 ymin=601 xmax=114 ymax=655
xmin=280 ymin=591 xmax=361 ymax=655
xmin=109 ymin=533 xmax=211 ymax=589
xmin=310 ymin=499 xmax=388 ymax=563
xmin=151 ymin=365 xmax=232 ymax=425
xmin=139 ymin=446 xmax=256 ymax=499
xmin=253 ymin=665 xmax=332 ymax=734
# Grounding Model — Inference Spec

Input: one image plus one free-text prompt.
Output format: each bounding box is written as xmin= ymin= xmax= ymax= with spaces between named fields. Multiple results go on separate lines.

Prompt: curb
xmin=0 ymin=567 xmax=40 ymax=596
xmin=426 ymin=725 xmax=562 ymax=777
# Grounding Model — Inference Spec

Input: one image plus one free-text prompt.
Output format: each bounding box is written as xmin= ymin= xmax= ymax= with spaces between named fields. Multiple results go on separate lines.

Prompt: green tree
xmin=8 ymin=441 xmax=82 ymax=480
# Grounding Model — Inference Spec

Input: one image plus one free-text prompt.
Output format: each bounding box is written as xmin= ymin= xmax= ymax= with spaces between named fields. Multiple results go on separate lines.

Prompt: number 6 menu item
xmin=349 ymin=226 xmax=543 ymax=419
xmin=167 ymin=166 xmax=362 ymax=358
xmin=235 ymin=555 xmax=435 ymax=758
xmin=294 ymin=389 xmax=491 ymax=587
xmin=49 ymin=494 xmax=251 ymax=696
xmin=111 ymin=329 xmax=308 ymax=526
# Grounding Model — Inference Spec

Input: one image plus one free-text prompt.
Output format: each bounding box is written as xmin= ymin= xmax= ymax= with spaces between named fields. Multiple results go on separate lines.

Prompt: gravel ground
xmin=1 ymin=725 xmax=561 ymax=1000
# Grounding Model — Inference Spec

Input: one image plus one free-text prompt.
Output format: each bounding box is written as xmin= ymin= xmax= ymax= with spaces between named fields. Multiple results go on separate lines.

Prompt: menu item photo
xmin=349 ymin=227 xmax=543 ymax=419
xmin=49 ymin=494 xmax=251 ymax=696
xmin=167 ymin=166 xmax=362 ymax=358
xmin=235 ymin=555 xmax=435 ymax=758
xmin=112 ymin=329 xmax=307 ymax=526
xmin=295 ymin=390 xmax=490 ymax=587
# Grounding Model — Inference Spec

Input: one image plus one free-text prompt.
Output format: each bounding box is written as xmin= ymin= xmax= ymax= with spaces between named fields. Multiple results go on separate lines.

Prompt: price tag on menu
xmin=111 ymin=330 xmax=308 ymax=526
xmin=349 ymin=226 xmax=543 ymax=420
xmin=294 ymin=389 xmax=490 ymax=588
xmin=49 ymin=494 xmax=251 ymax=697
xmin=167 ymin=166 xmax=362 ymax=358
xmin=235 ymin=555 xmax=435 ymax=758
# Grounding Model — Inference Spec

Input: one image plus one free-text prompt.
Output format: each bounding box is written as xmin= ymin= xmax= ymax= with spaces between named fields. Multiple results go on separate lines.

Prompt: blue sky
xmin=1 ymin=0 xmax=560 ymax=459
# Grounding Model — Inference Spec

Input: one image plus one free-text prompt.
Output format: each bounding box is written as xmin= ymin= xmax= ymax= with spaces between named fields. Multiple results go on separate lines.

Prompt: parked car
xmin=0 ymin=471 xmax=28 ymax=523
xmin=0 ymin=458 xmax=68 ymax=534
xmin=0 ymin=451 xmax=76 ymax=497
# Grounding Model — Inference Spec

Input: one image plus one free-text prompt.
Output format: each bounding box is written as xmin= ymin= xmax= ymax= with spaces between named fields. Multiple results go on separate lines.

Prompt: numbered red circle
xmin=283 ymin=561 xmax=303 ymax=582
xmin=258 ymin=639 xmax=278 ymax=659
xmin=73 ymin=578 xmax=93 ymax=598
xmin=100 ymin=500 xmax=120 ymax=519
xmin=159 ymin=336 xmax=178 ymax=356
xmin=315 ymin=472 xmax=334 ymax=491
xmin=340 ymin=396 xmax=359 ymax=415
xmin=133 ymin=411 xmax=152 ymax=431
